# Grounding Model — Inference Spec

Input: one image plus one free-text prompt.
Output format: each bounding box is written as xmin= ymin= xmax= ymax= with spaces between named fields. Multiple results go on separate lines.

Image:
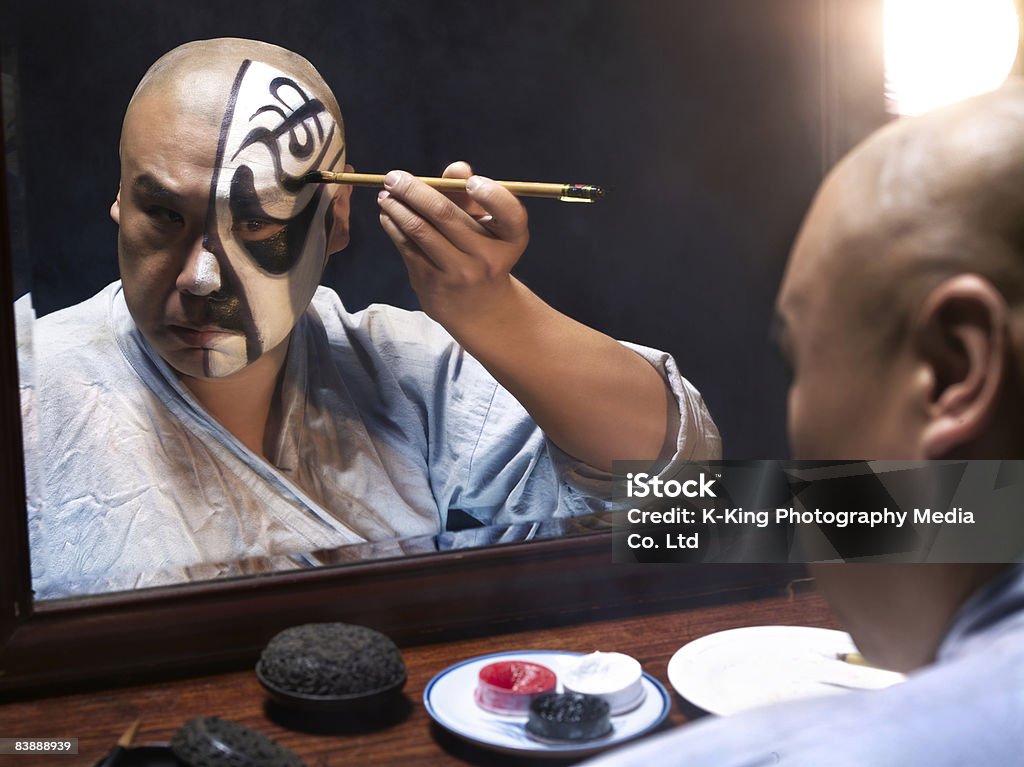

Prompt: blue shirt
xmin=584 ymin=564 xmax=1024 ymax=766
xmin=21 ymin=283 xmax=720 ymax=598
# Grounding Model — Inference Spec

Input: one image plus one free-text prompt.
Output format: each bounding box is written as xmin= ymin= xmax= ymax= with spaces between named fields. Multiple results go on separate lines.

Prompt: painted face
xmin=202 ymin=59 xmax=345 ymax=376
xmin=116 ymin=59 xmax=345 ymax=379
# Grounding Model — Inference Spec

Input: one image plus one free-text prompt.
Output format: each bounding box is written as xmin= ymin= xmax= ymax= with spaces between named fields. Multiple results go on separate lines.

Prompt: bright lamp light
xmin=885 ymin=0 xmax=1020 ymax=115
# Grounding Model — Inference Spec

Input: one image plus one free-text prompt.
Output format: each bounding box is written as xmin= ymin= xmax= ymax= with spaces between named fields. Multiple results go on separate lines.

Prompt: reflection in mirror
xmin=5 ymin=2 xmax=885 ymax=607
xmin=14 ymin=34 xmax=719 ymax=601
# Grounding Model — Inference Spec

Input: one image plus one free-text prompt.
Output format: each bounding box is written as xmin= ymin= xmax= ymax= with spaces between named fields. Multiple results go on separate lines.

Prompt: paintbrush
xmin=103 ymin=717 xmax=141 ymax=766
xmin=835 ymin=652 xmax=875 ymax=668
xmin=303 ymin=170 xmax=605 ymax=203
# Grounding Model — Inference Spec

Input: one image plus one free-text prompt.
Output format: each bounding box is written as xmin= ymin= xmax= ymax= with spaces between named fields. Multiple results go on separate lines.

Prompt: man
xmin=23 ymin=39 xmax=719 ymax=598
xmin=585 ymin=82 xmax=1024 ymax=765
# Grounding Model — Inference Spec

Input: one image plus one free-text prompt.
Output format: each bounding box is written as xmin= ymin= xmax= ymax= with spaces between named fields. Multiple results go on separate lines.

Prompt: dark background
xmin=1 ymin=0 xmax=886 ymax=459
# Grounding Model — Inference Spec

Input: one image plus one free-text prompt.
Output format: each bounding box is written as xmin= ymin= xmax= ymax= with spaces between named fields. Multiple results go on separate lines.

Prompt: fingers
xmin=377 ymin=166 xmax=530 ymax=300
xmin=378 ymin=201 xmax=441 ymax=271
xmin=380 ymin=171 xmax=490 ymax=257
xmin=378 ymin=165 xmax=531 ymax=322
xmin=381 ymin=170 xmax=528 ymax=248
xmin=441 ymin=161 xmax=484 ymax=217
xmin=442 ymin=160 xmax=473 ymax=179
xmin=461 ymin=175 xmax=529 ymax=246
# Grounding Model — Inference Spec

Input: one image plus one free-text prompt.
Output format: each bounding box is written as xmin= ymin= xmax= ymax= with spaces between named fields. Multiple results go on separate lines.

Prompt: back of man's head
xmin=780 ymin=82 xmax=1024 ymax=673
xmin=826 ymin=77 xmax=1024 ymax=323
xmin=779 ymin=79 xmax=1024 ymax=463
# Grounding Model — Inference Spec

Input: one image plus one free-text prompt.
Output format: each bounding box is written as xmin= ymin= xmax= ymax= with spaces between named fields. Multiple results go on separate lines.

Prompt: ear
xmin=110 ymin=184 xmax=122 ymax=225
xmin=325 ymin=163 xmax=354 ymax=256
xmin=916 ymin=274 xmax=1008 ymax=458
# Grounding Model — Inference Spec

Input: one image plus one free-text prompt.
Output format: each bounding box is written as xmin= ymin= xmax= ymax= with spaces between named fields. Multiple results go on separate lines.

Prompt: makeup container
xmin=256 ymin=623 xmax=407 ymax=713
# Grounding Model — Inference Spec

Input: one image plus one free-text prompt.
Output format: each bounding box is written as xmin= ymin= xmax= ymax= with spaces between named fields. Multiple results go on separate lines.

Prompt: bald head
xmin=124 ymin=38 xmax=344 ymax=148
xmin=780 ymin=85 xmax=1024 ymax=672
xmin=777 ymin=80 xmax=1024 ymax=463
xmin=789 ymin=79 xmax=1024 ymax=333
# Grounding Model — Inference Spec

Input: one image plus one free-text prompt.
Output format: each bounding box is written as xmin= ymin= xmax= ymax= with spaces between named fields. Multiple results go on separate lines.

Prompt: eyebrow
xmin=131 ymin=174 xmax=183 ymax=203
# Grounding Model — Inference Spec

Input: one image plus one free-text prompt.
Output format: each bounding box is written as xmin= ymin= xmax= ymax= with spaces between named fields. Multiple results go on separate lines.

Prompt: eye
xmin=145 ymin=206 xmax=184 ymax=226
xmin=233 ymin=218 xmax=285 ymax=242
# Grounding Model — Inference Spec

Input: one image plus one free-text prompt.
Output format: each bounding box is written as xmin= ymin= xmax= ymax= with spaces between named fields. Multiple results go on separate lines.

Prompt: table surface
xmin=0 ymin=590 xmax=838 ymax=766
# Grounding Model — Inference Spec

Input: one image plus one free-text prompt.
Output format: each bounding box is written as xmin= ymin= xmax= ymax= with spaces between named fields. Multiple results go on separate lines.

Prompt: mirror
xmin=0 ymin=0 xmax=885 ymax=691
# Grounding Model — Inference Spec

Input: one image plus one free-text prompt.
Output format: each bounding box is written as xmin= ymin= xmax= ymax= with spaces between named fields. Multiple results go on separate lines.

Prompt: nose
xmin=177 ymin=244 xmax=222 ymax=297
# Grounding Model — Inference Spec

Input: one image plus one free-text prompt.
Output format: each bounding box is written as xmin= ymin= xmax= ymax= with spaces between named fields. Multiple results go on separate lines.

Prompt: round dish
xmin=667 ymin=625 xmax=905 ymax=715
xmin=424 ymin=650 xmax=671 ymax=759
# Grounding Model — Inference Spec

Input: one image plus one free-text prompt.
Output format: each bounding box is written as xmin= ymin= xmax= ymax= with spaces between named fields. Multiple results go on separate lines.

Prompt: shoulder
xmin=28 ymin=282 xmax=134 ymax=391
xmin=303 ymin=287 xmax=499 ymax=417
xmin=308 ymin=287 xmax=463 ymax=363
xmin=32 ymin=282 xmax=122 ymax=358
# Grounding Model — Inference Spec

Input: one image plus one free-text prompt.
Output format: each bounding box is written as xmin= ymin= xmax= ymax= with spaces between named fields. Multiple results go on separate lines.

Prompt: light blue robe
xmin=20 ymin=283 xmax=720 ymax=598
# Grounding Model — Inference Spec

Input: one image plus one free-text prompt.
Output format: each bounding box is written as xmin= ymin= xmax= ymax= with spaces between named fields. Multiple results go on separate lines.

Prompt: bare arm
xmin=377 ymin=163 xmax=678 ymax=472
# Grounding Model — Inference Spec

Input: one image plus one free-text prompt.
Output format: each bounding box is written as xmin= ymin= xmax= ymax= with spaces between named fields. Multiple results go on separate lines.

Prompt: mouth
xmin=168 ymin=324 xmax=244 ymax=349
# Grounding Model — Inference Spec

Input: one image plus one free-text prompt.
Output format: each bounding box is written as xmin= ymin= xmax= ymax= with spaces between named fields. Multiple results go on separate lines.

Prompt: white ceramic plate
xmin=424 ymin=650 xmax=671 ymax=758
xmin=667 ymin=625 xmax=905 ymax=716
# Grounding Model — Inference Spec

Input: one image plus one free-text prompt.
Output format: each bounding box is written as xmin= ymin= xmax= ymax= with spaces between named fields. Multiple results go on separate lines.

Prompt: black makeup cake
xmin=170 ymin=716 xmax=305 ymax=767
xmin=525 ymin=692 xmax=613 ymax=744
xmin=256 ymin=623 xmax=406 ymax=711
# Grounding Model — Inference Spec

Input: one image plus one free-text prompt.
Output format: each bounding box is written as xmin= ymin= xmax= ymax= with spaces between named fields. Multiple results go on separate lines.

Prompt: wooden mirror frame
xmin=0 ymin=0 xmax=883 ymax=698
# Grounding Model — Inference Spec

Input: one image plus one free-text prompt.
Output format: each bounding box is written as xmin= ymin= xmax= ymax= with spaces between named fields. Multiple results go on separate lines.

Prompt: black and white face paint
xmin=200 ymin=59 xmax=344 ymax=377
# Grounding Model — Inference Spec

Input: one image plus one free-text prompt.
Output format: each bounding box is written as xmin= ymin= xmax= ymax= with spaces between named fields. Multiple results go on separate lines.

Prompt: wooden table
xmin=0 ymin=590 xmax=837 ymax=766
